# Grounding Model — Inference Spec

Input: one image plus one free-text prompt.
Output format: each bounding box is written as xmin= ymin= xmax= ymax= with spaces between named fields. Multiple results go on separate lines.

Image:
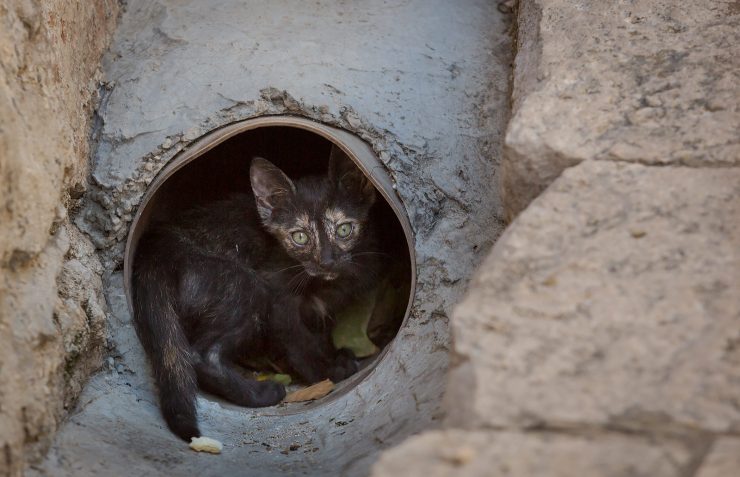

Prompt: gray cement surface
xmin=32 ymin=1 xmax=512 ymax=476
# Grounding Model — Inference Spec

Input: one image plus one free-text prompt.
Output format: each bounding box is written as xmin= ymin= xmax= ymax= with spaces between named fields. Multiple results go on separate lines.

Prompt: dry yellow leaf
xmin=283 ymin=379 xmax=334 ymax=403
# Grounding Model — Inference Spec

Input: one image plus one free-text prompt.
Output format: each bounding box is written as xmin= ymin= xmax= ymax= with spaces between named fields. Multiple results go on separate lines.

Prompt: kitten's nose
xmin=319 ymin=248 xmax=335 ymax=269
xmin=320 ymin=257 xmax=336 ymax=268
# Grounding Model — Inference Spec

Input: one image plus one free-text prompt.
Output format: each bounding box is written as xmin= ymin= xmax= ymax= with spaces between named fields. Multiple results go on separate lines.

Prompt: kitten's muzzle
xmin=306 ymin=252 xmax=340 ymax=281
xmin=304 ymin=264 xmax=339 ymax=281
xmin=311 ymin=270 xmax=339 ymax=281
xmin=320 ymin=271 xmax=339 ymax=281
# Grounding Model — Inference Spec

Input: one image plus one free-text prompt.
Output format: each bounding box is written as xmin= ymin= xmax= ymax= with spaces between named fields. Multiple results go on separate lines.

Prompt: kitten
xmin=132 ymin=147 xmax=383 ymax=441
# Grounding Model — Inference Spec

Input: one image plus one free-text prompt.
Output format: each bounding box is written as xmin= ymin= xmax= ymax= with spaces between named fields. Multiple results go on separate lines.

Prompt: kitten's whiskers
xmin=268 ymin=264 xmax=304 ymax=276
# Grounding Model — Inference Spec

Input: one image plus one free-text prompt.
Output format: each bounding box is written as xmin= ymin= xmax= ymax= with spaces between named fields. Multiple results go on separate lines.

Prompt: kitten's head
xmin=249 ymin=147 xmax=377 ymax=281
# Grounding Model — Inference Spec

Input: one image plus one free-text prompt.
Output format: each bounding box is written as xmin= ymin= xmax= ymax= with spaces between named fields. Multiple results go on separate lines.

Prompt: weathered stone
xmin=0 ymin=1 xmax=118 ymax=474
xmin=446 ymin=160 xmax=740 ymax=433
xmin=53 ymin=224 xmax=107 ymax=409
xmin=695 ymin=438 xmax=740 ymax=477
xmin=503 ymin=0 xmax=740 ymax=217
xmin=372 ymin=429 xmax=695 ymax=477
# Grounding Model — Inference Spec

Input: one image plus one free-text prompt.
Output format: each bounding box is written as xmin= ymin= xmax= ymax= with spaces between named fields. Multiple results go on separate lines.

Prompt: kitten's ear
xmin=328 ymin=145 xmax=376 ymax=206
xmin=250 ymin=157 xmax=295 ymax=220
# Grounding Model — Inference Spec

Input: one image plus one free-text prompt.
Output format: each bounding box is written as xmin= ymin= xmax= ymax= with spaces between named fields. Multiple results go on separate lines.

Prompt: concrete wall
xmin=0 ymin=1 xmax=118 ymax=474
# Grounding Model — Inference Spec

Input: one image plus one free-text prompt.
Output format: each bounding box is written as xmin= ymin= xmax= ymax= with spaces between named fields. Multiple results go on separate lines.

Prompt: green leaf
xmin=256 ymin=372 xmax=292 ymax=386
xmin=332 ymin=289 xmax=380 ymax=358
xmin=271 ymin=373 xmax=292 ymax=386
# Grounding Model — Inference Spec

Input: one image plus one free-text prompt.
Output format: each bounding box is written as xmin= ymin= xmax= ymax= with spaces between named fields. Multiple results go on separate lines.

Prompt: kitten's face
xmin=250 ymin=149 xmax=376 ymax=281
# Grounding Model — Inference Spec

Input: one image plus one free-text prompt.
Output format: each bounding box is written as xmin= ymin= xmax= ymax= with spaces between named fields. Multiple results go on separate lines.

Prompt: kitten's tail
xmin=132 ymin=264 xmax=200 ymax=441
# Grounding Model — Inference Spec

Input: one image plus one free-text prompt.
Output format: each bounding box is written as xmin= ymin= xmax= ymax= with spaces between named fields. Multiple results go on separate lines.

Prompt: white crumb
xmin=189 ymin=436 xmax=223 ymax=454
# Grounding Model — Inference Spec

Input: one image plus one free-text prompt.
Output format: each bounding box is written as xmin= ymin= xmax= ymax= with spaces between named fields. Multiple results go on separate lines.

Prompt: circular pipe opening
xmin=123 ymin=116 xmax=416 ymax=407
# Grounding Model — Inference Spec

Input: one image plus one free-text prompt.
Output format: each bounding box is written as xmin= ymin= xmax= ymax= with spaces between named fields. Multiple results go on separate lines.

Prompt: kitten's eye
xmin=336 ymin=222 xmax=353 ymax=238
xmin=291 ymin=231 xmax=309 ymax=245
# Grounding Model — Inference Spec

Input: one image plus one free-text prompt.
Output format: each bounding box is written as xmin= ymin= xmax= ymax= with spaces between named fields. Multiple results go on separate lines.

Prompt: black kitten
xmin=132 ymin=147 xmax=383 ymax=441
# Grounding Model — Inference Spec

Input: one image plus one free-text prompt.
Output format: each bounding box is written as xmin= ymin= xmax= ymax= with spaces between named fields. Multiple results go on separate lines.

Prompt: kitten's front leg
xmin=330 ymin=348 xmax=359 ymax=382
xmin=302 ymin=297 xmax=358 ymax=381
xmin=309 ymin=322 xmax=358 ymax=382
xmin=271 ymin=297 xmax=351 ymax=383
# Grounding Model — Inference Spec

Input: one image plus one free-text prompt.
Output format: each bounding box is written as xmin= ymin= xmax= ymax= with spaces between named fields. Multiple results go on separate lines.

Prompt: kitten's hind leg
xmin=195 ymin=345 xmax=285 ymax=407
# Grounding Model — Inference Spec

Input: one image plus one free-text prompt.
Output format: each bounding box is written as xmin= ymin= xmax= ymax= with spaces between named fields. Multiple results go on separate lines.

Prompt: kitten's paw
xmin=329 ymin=349 xmax=358 ymax=382
xmin=249 ymin=380 xmax=286 ymax=406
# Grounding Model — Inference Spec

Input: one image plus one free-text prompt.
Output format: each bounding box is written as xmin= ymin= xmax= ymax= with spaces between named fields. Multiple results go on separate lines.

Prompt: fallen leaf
xmin=283 ymin=379 xmax=334 ymax=403
xmin=256 ymin=373 xmax=292 ymax=386
xmin=332 ymin=289 xmax=380 ymax=358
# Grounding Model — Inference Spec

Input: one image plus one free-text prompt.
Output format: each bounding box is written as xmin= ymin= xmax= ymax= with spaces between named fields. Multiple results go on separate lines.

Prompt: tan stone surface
xmin=446 ymin=160 xmax=740 ymax=433
xmin=372 ymin=429 xmax=694 ymax=477
xmin=695 ymin=438 xmax=740 ymax=477
xmin=503 ymin=0 xmax=740 ymax=217
xmin=0 ymin=1 xmax=117 ymax=475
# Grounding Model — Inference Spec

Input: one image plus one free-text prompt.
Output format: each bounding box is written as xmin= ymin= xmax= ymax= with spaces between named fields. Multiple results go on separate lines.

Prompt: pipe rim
xmin=122 ymin=115 xmax=416 ymax=413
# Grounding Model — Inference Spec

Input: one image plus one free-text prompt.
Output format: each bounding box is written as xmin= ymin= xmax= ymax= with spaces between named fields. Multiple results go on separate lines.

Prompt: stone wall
xmin=502 ymin=0 xmax=740 ymax=218
xmin=0 ymin=1 xmax=118 ymax=475
xmin=373 ymin=1 xmax=740 ymax=476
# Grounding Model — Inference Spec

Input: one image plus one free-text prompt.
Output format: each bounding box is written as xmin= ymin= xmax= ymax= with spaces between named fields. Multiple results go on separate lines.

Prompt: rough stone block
xmin=503 ymin=0 xmax=740 ymax=216
xmin=695 ymin=438 xmax=740 ymax=477
xmin=446 ymin=160 xmax=740 ymax=434
xmin=696 ymin=437 xmax=740 ymax=477
xmin=372 ymin=430 xmax=695 ymax=477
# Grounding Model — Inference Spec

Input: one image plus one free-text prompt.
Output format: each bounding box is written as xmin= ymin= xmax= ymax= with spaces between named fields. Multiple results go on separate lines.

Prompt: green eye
xmin=336 ymin=222 xmax=353 ymax=238
xmin=291 ymin=231 xmax=309 ymax=245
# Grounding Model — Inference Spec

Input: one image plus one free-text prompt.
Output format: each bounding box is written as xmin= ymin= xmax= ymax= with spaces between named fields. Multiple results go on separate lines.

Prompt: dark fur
xmin=132 ymin=149 xmax=383 ymax=440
